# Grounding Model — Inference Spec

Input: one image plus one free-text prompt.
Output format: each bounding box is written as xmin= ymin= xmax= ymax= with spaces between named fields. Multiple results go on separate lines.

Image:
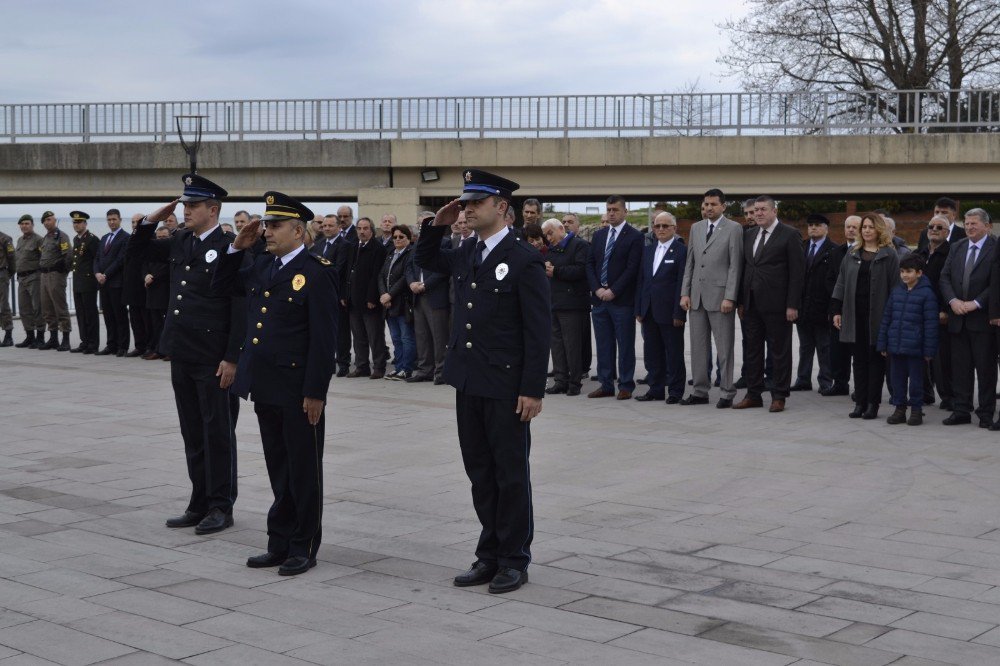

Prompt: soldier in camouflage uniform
xmin=38 ymin=211 xmax=73 ymax=351
xmin=14 ymin=215 xmax=44 ymax=348
xmin=0 ymin=228 xmax=15 ymax=347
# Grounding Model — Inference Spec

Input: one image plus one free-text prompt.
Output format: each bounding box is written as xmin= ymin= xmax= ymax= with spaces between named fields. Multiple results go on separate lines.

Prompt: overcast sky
xmin=4 ymin=0 xmax=746 ymax=103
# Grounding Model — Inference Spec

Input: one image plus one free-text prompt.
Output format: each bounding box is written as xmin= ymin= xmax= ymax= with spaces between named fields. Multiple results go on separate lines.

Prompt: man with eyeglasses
xmin=917 ymin=197 xmax=965 ymax=252
xmin=916 ymin=215 xmax=953 ymax=410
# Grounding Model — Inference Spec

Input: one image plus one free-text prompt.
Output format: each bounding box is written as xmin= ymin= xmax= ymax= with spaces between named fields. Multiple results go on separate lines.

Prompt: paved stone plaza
xmin=5 ymin=342 xmax=1000 ymax=666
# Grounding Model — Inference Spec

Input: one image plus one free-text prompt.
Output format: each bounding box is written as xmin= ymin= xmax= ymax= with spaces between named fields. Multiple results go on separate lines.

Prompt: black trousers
xmin=146 ymin=308 xmax=166 ymax=353
xmin=640 ymin=316 xmax=686 ymax=399
xmin=336 ymin=302 xmax=352 ymax=372
xmin=551 ymin=309 xmax=587 ymax=390
xmin=581 ymin=310 xmax=593 ymax=373
xmin=951 ymin=328 xmax=997 ymax=421
xmin=170 ymin=360 xmax=239 ymax=515
xmin=455 ymin=391 xmax=533 ymax=571
xmin=74 ymin=290 xmax=100 ymax=351
xmin=349 ymin=307 xmax=388 ymax=373
xmin=829 ymin=323 xmax=852 ymax=389
xmin=924 ymin=324 xmax=952 ymax=404
xmin=851 ymin=343 xmax=886 ymax=406
xmin=99 ymin=286 xmax=129 ymax=352
xmin=254 ymin=401 xmax=325 ymax=559
xmin=795 ymin=321 xmax=833 ymax=389
xmin=743 ymin=306 xmax=793 ymax=400
xmin=128 ymin=304 xmax=148 ymax=353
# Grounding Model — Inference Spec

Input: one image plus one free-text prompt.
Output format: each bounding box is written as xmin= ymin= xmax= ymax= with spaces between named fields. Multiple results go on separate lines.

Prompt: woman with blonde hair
xmin=832 ymin=213 xmax=901 ymax=419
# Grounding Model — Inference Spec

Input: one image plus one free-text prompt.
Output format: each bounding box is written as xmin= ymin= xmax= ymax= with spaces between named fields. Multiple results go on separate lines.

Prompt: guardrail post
xmin=314 ymin=100 xmax=321 ymax=140
xmin=159 ymin=104 xmax=167 ymax=143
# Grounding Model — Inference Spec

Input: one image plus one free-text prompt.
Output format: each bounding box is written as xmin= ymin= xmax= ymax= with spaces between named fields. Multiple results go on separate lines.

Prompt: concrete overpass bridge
xmin=2 ymin=90 xmax=998 ymax=222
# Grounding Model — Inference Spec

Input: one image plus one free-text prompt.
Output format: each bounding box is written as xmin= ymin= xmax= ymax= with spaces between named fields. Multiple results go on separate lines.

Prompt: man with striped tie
xmin=585 ymin=195 xmax=644 ymax=399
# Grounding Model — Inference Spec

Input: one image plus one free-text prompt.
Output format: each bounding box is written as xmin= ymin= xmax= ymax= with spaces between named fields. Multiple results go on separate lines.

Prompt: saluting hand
xmin=146 ymin=199 xmax=180 ymax=224
xmin=303 ymin=397 xmax=324 ymax=426
xmin=216 ymin=360 xmax=236 ymax=389
xmin=433 ymin=199 xmax=462 ymax=228
xmin=516 ymin=396 xmax=543 ymax=422
xmin=233 ymin=219 xmax=263 ymax=251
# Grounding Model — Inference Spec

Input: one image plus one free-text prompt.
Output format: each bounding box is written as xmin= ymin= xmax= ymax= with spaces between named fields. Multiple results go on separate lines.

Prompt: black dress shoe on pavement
xmin=115 ymin=350 xmax=127 ymax=357
xmin=126 ymin=349 xmax=143 ymax=357
xmin=453 ymin=560 xmax=498 ymax=587
xmin=246 ymin=552 xmax=287 ymax=568
xmin=942 ymin=413 xmax=972 ymax=426
xmin=278 ymin=556 xmax=317 ymax=576
xmin=633 ymin=393 xmax=662 ymax=402
xmin=405 ymin=374 xmax=432 ymax=383
xmin=165 ymin=511 xmax=204 ymax=528
xmin=194 ymin=508 xmax=233 ymax=535
xmin=734 ymin=376 xmax=747 ymax=389
xmin=336 ymin=367 xmax=349 ymax=378
xmin=566 ymin=387 xmax=581 ymax=396
xmin=716 ymin=398 xmax=733 ymax=409
xmin=819 ymin=385 xmax=850 ymax=396
xmin=980 ymin=419 xmax=994 ymax=429
xmin=545 ymin=384 xmax=568 ymax=395
xmin=789 ymin=383 xmax=812 ymax=392
xmin=488 ymin=567 xmax=528 ymax=594
xmin=666 ymin=396 xmax=681 ymax=404
xmin=83 ymin=347 xmax=96 ymax=355
xmin=679 ymin=395 xmax=709 ymax=405
xmin=433 ymin=376 xmax=446 ymax=385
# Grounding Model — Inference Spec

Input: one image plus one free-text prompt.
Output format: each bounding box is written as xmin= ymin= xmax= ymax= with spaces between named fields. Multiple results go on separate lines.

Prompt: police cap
xmin=459 ymin=169 xmax=520 ymax=202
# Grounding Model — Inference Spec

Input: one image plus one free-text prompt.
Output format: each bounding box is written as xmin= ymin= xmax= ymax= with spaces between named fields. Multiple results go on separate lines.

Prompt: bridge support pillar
xmin=358 ymin=187 xmax=420 ymax=228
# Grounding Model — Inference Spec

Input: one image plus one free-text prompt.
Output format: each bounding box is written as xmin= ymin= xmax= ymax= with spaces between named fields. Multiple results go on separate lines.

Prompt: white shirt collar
xmin=762 ymin=219 xmax=780 ymax=234
xmin=275 ymin=243 xmax=306 ymax=267
xmin=196 ymin=224 xmax=219 ymax=242
xmin=970 ymin=237 xmax=985 ymax=250
xmin=479 ymin=226 xmax=510 ymax=259
xmin=657 ymin=238 xmax=675 ymax=250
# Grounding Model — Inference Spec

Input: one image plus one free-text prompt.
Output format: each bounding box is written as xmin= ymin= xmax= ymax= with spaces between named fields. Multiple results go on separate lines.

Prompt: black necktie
xmin=754 ymin=229 xmax=768 ymax=259
xmin=268 ymin=257 xmax=281 ymax=281
xmin=808 ymin=242 xmax=817 ymax=264
xmin=706 ymin=223 xmax=715 ymax=242
xmin=190 ymin=234 xmax=200 ymax=257
xmin=473 ymin=240 xmax=487 ymax=269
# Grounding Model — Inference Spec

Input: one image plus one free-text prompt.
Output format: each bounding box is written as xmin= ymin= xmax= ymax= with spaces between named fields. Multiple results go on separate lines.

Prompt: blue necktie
xmin=268 ymin=257 xmax=281 ymax=282
xmin=473 ymin=240 xmax=486 ymax=270
xmin=600 ymin=227 xmax=617 ymax=286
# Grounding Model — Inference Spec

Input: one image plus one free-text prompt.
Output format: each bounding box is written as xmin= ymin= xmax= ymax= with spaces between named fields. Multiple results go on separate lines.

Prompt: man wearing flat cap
xmin=215 ymin=191 xmax=339 ymax=576
xmin=69 ymin=211 xmax=101 ymax=354
xmin=415 ymin=169 xmax=551 ymax=594
xmin=791 ymin=213 xmax=835 ymax=393
xmin=131 ymin=174 xmax=244 ymax=536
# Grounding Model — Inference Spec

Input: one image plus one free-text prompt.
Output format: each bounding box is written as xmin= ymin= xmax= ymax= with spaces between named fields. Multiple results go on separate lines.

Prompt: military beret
xmin=18 ymin=214 xmax=33 ymax=223
xmin=41 ymin=211 xmax=55 ymax=220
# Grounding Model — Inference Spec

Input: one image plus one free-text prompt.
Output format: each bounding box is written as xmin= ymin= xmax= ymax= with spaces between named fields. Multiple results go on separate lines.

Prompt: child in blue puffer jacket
xmin=877 ymin=254 xmax=939 ymax=426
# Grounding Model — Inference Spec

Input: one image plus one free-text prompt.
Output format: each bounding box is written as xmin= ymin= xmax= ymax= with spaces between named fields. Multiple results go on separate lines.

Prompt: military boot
xmin=39 ymin=331 xmax=58 ymax=350
xmin=0 ymin=330 xmax=12 ymax=347
xmin=15 ymin=331 xmax=34 ymax=348
xmin=57 ymin=332 xmax=71 ymax=352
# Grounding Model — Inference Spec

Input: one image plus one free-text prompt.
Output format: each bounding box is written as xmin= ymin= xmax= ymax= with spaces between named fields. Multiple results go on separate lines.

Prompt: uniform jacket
xmin=403 ymin=254 xmax=449 ymax=310
xmin=739 ymin=222 xmax=806 ymax=313
xmin=93 ymin=229 xmax=130 ymax=288
xmin=800 ymin=236 xmax=836 ymax=325
xmin=71 ymin=231 xmax=100 ymax=293
xmin=345 ymin=240 xmax=386 ymax=310
xmin=378 ymin=245 xmax=414 ymax=319
xmin=15 ymin=232 xmax=43 ymax=274
xmin=415 ymin=222 xmax=551 ymax=400
xmin=831 ymin=245 xmax=901 ymax=344
xmin=681 ymin=216 xmax=742 ymax=311
xmin=546 ymin=234 xmax=590 ymax=311
xmin=943 ymin=235 xmax=996 ymax=333
xmin=0 ymin=232 xmax=16 ymax=275
xmin=585 ymin=223 xmax=644 ymax=306
xmin=877 ymin=276 xmax=939 ymax=358
xmin=635 ymin=240 xmax=687 ymax=324
xmin=213 ymin=247 xmax=339 ymax=407
xmin=39 ymin=228 xmax=71 ymax=272
xmin=129 ymin=223 xmax=245 ymax=365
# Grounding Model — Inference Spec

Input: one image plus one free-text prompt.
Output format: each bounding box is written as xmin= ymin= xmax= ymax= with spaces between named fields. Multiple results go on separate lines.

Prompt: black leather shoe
xmin=942 ymin=413 xmax=971 ymax=426
xmin=278 ymin=556 xmax=317 ymax=576
xmin=194 ymin=508 xmax=233 ymax=535
xmin=453 ymin=560 xmax=498 ymax=587
xmin=633 ymin=393 xmax=662 ymax=402
xmin=989 ymin=421 xmax=1000 ymax=432
xmin=679 ymin=395 xmax=709 ymax=405
xmin=70 ymin=345 xmax=86 ymax=353
xmin=165 ymin=511 xmax=204 ymax=528
xmin=820 ymin=385 xmax=850 ymax=396
xmin=433 ymin=376 xmax=446 ymax=385
xmin=115 ymin=350 xmax=127 ymax=357
xmin=789 ymin=383 xmax=812 ymax=392
xmin=405 ymin=374 xmax=432 ymax=383
xmin=566 ymin=387 xmax=581 ymax=396
xmin=980 ymin=419 xmax=994 ymax=429
xmin=861 ymin=405 xmax=879 ymax=420
xmin=545 ymin=384 xmax=568 ymax=395
xmin=336 ymin=367 xmax=349 ymax=378
xmin=246 ymin=552 xmax=287 ymax=568
xmin=734 ymin=376 xmax=747 ymax=389
xmin=126 ymin=349 xmax=143 ymax=358
xmin=848 ymin=404 xmax=865 ymax=419
xmin=716 ymin=398 xmax=733 ymax=409
xmin=665 ymin=396 xmax=681 ymax=404
xmin=488 ymin=567 xmax=527 ymax=594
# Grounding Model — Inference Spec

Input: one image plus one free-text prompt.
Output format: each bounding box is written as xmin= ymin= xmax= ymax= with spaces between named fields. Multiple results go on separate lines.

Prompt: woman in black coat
xmin=378 ymin=224 xmax=416 ymax=380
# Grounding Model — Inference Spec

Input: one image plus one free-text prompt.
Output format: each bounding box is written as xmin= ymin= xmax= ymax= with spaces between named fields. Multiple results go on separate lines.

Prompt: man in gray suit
xmin=679 ymin=189 xmax=743 ymax=408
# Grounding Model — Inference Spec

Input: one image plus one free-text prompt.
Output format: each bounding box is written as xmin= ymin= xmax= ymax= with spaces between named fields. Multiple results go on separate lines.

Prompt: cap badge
xmin=185 ymin=177 xmax=193 ymax=185
xmin=464 ymin=171 xmax=472 ymax=182
xmin=495 ymin=263 xmax=509 ymax=280
xmin=292 ymin=274 xmax=306 ymax=291
xmin=204 ymin=249 xmax=218 ymax=263
xmin=266 ymin=195 xmax=275 ymax=205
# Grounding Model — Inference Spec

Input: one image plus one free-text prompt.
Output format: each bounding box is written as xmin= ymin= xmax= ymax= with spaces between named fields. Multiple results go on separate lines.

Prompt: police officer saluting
xmin=131 ymin=174 xmax=243 ymax=535
xmin=69 ymin=212 xmax=101 ymax=353
xmin=415 ymin=169 xmax=551 ymax=593
xmin=215 ymin=192 xmax=339 ymax=576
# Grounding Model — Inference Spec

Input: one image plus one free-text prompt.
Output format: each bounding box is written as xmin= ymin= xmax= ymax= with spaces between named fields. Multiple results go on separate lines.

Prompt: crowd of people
xmin=0 ymin=192 xmax=990 ymax=427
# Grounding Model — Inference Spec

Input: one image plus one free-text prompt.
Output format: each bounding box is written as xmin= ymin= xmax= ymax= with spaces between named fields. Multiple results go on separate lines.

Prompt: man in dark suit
xmin=585 ymin=195 xmax=643 ymax=399
xmin=945 ymin=208 xmax=997 ymax=427
xmin=69 ymin=212 xmax=101 ymax=354
xmin=327 ymin=209 xmax=358 ymax=376
xmin=791 ymin=214 xmax=836 ymax=393
xmin=634 ymin=212 xmax=687 ymax=403
xmin=406 ymin=212 xmax=451 ymax=383
xmin=216 ymin=192 xmax=338 ymax=576
xmin=344 ymin=217 xmax=387 ymax=378
xmin=821 ymin=215 xmax=860 ymax=396
xmin=734 ymin=195 xmax=806 ymax=413
xmin=415 ymin=169 xmax=550 ymax=594
xmin=122 ymin=215 xmax=150 ymax=357
xmin=130 ymin=174 xmax=244 ymax=535
xmin=916 ymin=216 xmax=952 ymax=409
xmin=93 ymin=209 xmax=130 ymax=356
xmin=541 ymin=218 xmax=590 ymax=396
xmin=916 ymin=197 xmax=966 ymax=252
xmin=562 ymin=213 xmax=593 ymax=379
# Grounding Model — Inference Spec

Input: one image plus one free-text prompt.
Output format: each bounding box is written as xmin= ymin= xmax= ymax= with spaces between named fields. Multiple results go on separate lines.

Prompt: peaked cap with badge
xmin=459 ymin=169 xmax=520 ymax=202
xmin=69 ymin=211 xmax=90 ymax=222
xmin=262 ymin=191 xmax=314 ymax=223
xmin=179 ymin=173 xmax=228 ymax=202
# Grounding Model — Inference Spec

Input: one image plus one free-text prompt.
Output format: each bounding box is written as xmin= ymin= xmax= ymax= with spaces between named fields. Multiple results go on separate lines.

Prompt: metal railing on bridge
xmin=2 ymin=89 xmax=998 ymax=142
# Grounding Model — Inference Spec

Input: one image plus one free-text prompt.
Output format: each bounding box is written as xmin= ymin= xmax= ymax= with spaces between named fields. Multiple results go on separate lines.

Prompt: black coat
xmin=71 ymin=231 xmax=100 ymax=293
xmin=546 ymin=235 xmax=590 ymax=311
xmin=415 ymin=223 xmax=551 ymax=400
xmin=800 ymin=237 xmax=836 ymax=325
xmin=93 ymin=229 xmax=130 ymax=289
xmin=404 ymin=253 xmax=449 ymax=310
xmin=943 ymin=236 xmax=996 ymax=332
xmin=128 ymin=223 xmax=245 ymax=365
xmin=122 ymin=247 xmax=147 ymax=307
xmin=915 ymin=241 xmax=950 ymax=314
xmin=213 ymin=246 xmax=339 ymax=407
xmin=345 ymin=240 xmax=386 ymax=310
xmin=585 ymin=223 xmax=644 ymax=306
xmin=378 ymin=245 xmax=414 ymax=319
xmin=143 ymin=257 xmax=170 ymax=309
xmin=739 ymin=222 xmax=806 ymax=314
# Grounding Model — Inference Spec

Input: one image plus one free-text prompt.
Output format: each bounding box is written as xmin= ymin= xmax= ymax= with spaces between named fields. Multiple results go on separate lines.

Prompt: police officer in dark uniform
xmin=214 ymin=192 xmax=338 ymax=576
xmin=130 ymin=174 xmax=244 ymax=535
xmin=70 ymin=212 xmax=101 ymax=353
xmin=415 ymin=169 xmax=551 ymax=593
